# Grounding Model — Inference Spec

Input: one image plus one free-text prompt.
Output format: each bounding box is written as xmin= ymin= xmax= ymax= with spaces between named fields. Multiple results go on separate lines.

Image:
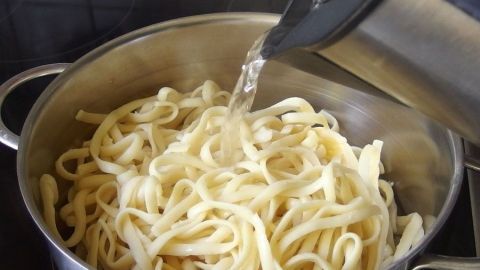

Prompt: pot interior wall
xmin=21 ymin=14 xmax=460 ymax=268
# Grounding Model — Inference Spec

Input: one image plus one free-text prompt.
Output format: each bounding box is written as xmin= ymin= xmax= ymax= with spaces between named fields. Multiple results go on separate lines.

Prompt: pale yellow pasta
xmin=39 ymin=80 xmax=428 ymax=270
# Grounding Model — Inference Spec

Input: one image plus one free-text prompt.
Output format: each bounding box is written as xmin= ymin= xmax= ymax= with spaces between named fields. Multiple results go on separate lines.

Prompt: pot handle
xmin=465 ymin=155 xmax=480 ymax=172
xmin=412 ymin=254 xmax=480 ymax=270
xmin=0 ymin=63 xmax=69 ymax=150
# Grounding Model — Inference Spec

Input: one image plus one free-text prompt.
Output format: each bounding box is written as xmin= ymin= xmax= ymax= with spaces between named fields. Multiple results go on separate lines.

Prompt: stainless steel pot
xmin=0 ymin=13 xmax=478 ymax=270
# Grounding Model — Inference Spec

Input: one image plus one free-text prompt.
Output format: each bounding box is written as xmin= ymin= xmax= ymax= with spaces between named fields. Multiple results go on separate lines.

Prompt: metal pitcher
xmin=262 ymin=0 xmax=480 ymax=146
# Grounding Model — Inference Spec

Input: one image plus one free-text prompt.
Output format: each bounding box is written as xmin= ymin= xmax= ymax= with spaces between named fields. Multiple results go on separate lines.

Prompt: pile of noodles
xmin=40 ymin=81 xmax=428 ymax=270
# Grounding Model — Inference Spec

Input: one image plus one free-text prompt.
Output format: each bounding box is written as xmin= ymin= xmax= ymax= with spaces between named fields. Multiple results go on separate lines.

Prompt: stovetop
xmin=0 ymin=0 xmax=478 ymax=269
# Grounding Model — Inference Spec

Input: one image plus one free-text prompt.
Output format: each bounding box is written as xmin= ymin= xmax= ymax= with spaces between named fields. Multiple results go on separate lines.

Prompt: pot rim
xmin=15 ymin=12 xmax=464 ymax=270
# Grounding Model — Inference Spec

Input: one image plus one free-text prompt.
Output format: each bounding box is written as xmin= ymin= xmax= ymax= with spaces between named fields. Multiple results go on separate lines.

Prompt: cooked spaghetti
xmin=39 ymin=80 xmax=427 ymax=270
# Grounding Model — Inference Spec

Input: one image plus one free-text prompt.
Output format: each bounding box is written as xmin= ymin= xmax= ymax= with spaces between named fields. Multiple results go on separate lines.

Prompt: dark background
xmin=0 ymin=0 xmax=478 ymax=269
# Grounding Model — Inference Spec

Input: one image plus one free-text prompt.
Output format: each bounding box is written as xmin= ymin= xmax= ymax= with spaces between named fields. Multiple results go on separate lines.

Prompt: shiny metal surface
xmin=0 ymin=64 xmax=69 ymax=150
xmin=0 ymin=13 xmax=466 ymax=269
xmin=319 ymin=0 xmax=480 ymax=145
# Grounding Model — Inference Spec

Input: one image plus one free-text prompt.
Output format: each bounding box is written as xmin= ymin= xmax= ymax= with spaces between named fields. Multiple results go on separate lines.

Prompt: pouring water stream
xmin=221 ymin=33 xmax=268 ymax=165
